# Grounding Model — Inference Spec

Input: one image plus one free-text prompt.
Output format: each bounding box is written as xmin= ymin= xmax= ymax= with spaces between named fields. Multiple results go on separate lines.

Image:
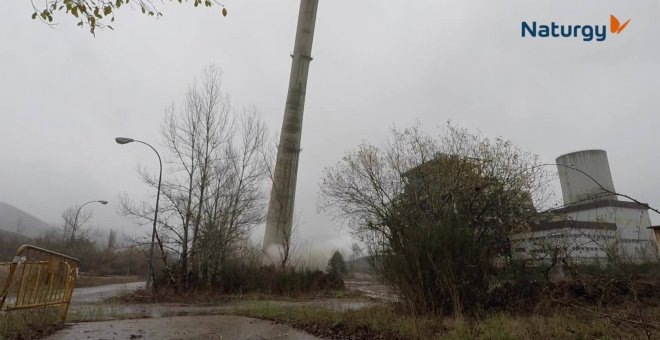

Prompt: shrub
xmin=319 ymin=124 xmax=552 ymax=315
xmin=327 ymin=250 xmax=348 ymax=277
xmin=218 ymin=262 xmax=344 ymax=295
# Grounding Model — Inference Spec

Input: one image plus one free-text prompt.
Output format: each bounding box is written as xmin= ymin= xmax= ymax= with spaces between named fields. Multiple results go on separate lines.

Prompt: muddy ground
xmin=45 ymin=315 xmax=319 ymax=340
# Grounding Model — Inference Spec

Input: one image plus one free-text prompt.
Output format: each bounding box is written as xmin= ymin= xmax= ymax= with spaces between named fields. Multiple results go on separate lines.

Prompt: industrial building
xmin=511 ymin=150 xmax=658 ymax=264
xmin=651 ymin=226 xmax=660 ymax=251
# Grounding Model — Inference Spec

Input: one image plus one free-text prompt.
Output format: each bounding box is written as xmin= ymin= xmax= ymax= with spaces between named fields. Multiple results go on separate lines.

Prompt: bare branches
xmin=319 ymin=122 xmax=552 ymax=314
xmin=120 ymin=65 xmax=270 ymax=290
xmin=61 ymin=204 xmax=92 ymax=248
xmin=544 ymin=163 xmax=660 ymax=216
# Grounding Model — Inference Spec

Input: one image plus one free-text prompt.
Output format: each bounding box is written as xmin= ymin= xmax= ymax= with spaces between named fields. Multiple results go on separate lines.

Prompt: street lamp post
xmin=115 ymin=137 xmax=162 ymax=290
xmin=69 ymin=200 xmax=108 ymax=247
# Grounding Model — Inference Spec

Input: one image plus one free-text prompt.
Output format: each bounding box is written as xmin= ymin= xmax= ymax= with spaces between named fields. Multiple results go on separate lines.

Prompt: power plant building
xmin=511 ymin=150 xmax=658 ymax=264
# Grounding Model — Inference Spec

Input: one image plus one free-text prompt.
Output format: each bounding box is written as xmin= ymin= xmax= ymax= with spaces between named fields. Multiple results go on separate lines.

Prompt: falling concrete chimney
xmin=263 ymin=0 xmax=319 ymax=252
xmin=555 ymin=149 xmax=618 ymax=205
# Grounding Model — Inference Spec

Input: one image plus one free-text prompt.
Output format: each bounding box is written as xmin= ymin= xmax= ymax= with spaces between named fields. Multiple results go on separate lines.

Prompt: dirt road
xmin=46 ymin=315 xmax=319 ymax=340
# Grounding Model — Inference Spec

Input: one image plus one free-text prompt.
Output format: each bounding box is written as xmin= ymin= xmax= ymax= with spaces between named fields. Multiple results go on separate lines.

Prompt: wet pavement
xmin=71 ymin=281 xmax=145 ymax=304
xmin=45 ymin=314 xmax=319 ymax=339
xmin=344 ymin=274 xmax=396 ymax=302
xmin=49 ymin=276 xmax=389 ymax=339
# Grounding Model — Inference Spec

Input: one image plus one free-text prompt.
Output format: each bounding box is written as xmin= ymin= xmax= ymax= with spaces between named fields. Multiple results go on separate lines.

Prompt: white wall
xmin=511 ymin=227 xmax=615 ymax=264
xmin=566 ymin=206 xmax=657 ymax=260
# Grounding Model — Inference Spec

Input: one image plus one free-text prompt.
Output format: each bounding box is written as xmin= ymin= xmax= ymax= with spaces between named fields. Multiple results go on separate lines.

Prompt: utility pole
xmin=263 ymin=0 xmax=319 ymax=251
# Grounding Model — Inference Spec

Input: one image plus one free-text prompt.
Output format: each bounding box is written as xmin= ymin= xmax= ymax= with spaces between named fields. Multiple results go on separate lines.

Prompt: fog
xmin=2 ymin=0 xmax=659 ymax=255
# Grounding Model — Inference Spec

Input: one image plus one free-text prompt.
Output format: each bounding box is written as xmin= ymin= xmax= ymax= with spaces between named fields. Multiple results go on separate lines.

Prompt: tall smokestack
xmin=263 ymin=0 xmax=319 ymax=251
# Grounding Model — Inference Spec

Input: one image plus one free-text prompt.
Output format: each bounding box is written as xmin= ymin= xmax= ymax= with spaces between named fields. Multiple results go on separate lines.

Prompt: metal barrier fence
xmin=0 ymin=245 xmax=79 ymax=321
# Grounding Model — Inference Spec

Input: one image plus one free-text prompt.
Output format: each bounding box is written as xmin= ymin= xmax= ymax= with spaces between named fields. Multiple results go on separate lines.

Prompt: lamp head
xmin=115 ymin=137 xmax=135 ymax=145
xmin=98 ymin=200 xmax=109 ymax=205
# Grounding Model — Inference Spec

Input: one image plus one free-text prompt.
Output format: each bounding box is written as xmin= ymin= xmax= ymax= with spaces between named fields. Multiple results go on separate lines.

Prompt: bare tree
xmin=259 ymin=134 xmax=309 ymax=271
xmin=61 ymin=205 xmax=92 ymax=249
xmin=350 ymin=242 xmax=362 ymax=275
xmin=194 ymin=107 xmax=269 ymax=284
xmin=276 ymin=216 xmax=309 ymax=270
xmin=121 ymin=65 xmax=270 ymax=290
xmin=255 ymin=149 xmax=315 ymax=270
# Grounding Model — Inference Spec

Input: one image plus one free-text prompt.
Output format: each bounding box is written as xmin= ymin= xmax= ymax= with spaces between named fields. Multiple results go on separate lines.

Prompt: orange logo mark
xmin=610 ymin=15 xmax=630 ymax=34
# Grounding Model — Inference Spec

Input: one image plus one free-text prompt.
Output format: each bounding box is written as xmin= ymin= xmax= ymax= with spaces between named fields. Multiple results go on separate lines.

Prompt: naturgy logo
xmin=521 ymin=15 xmax=630 ymax=42
xmin=610 ymin=15 xmax=631 ymax=34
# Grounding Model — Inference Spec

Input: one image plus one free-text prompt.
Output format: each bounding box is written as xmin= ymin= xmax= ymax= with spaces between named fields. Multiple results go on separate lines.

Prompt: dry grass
xmin=443 ymin=312 xmax=648 ymax=340
xmin=0 ymin=308 xmax=63 ymax=340
xmin=108 ymin=286 xmax=363 ymax=305
xmin=231 ymin=302 xmax=660 ymax=340
xmin=232 ymin=302 xmax=441 ymax=339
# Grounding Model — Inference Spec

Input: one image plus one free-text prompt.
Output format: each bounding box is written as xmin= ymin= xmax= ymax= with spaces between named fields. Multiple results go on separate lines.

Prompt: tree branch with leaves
xmin=29 ymin=0 xmax=227 ymax=34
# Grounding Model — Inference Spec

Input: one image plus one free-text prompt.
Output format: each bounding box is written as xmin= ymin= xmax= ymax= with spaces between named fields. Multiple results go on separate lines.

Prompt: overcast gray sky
xmin=2 ymin=0 xmax=659 ymax=254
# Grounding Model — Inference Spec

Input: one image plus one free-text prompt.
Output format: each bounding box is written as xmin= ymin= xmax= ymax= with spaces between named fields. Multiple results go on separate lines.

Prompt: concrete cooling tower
xmin=555 ymin=150 xmax=618 ymax=206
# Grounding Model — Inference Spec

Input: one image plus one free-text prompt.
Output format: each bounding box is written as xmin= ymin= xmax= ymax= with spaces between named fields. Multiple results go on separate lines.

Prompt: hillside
xmin=0 ymin=229 xmax=32 ymax=258
xmin=0 ymin=201 xmax=52 ymax=238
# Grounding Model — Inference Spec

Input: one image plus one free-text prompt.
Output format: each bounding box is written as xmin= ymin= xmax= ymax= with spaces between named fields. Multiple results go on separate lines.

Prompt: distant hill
xmin=0 ymin=229 xmax=31 ymax=241
xmin=0 ymin=201 xmax=53 ymax=238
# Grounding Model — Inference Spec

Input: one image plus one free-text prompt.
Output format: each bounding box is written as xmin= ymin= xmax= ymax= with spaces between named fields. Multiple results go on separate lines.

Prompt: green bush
xmin=375 ymin=211 xmax=497 ymax=315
